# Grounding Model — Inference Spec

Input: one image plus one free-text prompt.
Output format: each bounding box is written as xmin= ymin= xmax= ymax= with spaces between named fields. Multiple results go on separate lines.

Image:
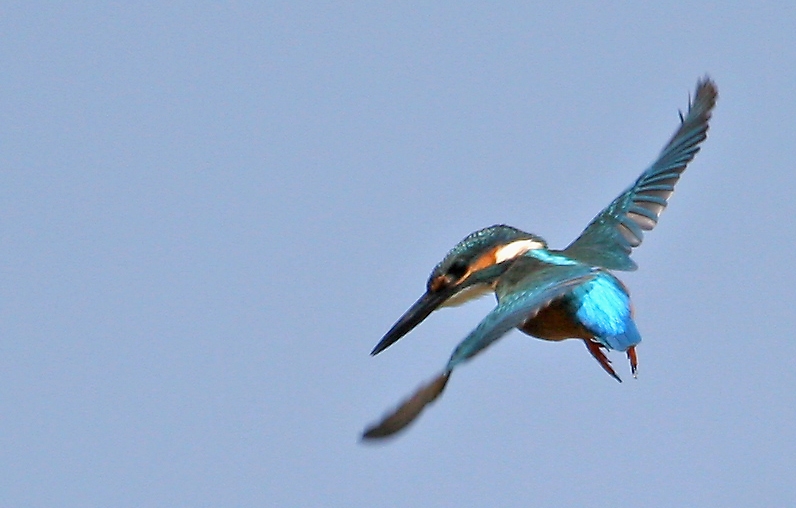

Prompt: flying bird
xmin=363 ymin=78 xmax=718 ymax=439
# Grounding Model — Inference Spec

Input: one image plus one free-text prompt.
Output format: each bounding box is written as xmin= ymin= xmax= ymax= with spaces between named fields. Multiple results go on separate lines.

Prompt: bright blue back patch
xmin=572 ymin=274 xmax=641 ymax=351
xmin=528 ymin=249 xmax=578 ymax=266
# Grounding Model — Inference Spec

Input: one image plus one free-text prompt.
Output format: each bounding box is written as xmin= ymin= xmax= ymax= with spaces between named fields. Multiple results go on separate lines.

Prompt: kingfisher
xmin=363 ymin=78 xmax=718 ymax=439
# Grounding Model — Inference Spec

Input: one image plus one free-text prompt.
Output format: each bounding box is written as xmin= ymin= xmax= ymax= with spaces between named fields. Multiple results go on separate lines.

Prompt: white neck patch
xmin=494 ymin=238 xmax=545 ymax=264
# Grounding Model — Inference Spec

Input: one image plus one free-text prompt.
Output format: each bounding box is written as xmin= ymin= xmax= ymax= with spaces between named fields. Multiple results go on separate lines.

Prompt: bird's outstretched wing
xmin=563 ymin=78 xmax=718 ymax=271
xmin=362 ymin=264 xmax=596 ymax=440
xmin=445 ymin=263 xmax=596 ymax=370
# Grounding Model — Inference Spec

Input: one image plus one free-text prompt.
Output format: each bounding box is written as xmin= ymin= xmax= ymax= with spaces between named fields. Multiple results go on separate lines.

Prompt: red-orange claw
xmin=584 ymin=339 xmax=622 ymax=383
xmin=627 ymin=346 xmax=638 ymax=378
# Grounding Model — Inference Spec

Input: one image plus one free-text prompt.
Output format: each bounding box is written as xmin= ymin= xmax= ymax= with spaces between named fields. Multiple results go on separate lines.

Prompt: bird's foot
xmin=584 ymin=340 xmax=621 ymax=383
xmin=627 ymin=346 xmax=638 ymax=378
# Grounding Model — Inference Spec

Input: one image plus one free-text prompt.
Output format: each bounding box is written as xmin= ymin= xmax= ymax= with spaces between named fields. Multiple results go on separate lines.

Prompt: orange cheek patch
xmin=464 ymin=248 xmax=499 ymax=278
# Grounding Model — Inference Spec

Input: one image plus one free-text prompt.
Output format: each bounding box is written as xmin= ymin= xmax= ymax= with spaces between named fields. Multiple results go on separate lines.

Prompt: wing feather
xmin=446 ymin=264 xmax=597 ymax=370
xmin=563 ymin=78 xmax=718 ymax=270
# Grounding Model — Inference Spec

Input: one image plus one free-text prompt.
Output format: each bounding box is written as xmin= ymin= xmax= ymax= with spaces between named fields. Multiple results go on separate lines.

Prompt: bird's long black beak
xmin=370 ymin=289 xmax=451 ymax=356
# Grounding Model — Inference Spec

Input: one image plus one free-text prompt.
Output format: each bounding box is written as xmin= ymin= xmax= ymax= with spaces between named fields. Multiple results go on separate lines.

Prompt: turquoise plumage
xmin=363 ymin=79 xmax=717 ymax=439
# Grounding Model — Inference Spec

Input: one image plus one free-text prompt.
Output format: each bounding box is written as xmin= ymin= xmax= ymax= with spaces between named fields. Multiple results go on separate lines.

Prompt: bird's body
xmin=363 ymin=78 xmax=718 ymax=439
xmin=517 ymin=265 xmax=639 ymax=381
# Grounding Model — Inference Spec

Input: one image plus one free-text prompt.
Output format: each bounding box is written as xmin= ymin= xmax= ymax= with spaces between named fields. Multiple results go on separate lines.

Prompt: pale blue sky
xmin=2 ymin=2 xmax=795 ymax=507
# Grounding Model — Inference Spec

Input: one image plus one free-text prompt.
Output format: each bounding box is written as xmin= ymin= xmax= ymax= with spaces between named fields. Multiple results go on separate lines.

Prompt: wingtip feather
xmin=361 ymin=372 xmax=451 ymax=440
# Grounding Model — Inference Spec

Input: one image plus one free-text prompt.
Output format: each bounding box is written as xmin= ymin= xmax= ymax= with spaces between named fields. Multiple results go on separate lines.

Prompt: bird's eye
xmin=446 ymin=260 xmax=468 ymax=279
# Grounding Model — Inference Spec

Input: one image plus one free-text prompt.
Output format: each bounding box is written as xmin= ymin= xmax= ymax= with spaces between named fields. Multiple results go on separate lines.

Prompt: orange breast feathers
xmin=519 ymin=299 xmax=593 ymax=342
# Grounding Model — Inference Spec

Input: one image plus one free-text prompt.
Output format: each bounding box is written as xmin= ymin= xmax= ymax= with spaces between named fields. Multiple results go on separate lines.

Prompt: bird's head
xmin=370 ymin=225 xmax=546 ymax=355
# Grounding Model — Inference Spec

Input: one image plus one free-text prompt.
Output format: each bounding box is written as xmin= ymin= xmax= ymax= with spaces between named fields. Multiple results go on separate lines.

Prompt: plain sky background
xmin=2 ymin=2 xmax=795 ymax=507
